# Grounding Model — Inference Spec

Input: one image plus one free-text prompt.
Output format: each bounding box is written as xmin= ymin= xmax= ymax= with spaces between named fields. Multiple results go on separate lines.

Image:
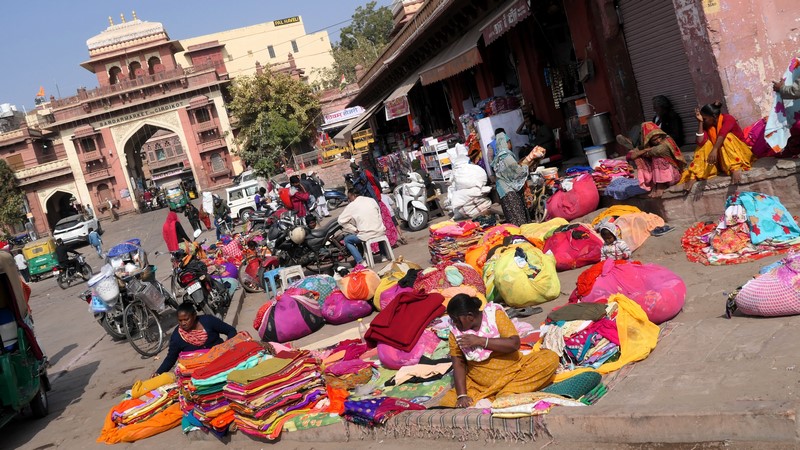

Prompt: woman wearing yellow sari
xmin=439 ymin=294 xmax=558 ymax=408
xmin=681 ymin=102 xmax=754 ymax=191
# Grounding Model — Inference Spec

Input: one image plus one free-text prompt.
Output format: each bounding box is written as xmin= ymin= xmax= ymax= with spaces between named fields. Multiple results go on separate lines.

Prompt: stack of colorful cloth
xmin=97 ymin=376 xmax=182 ymax=444
xmin=428 ymin=220 xmax=484 ymax=264
xmin=341 ymin=397 xmax=426 ymax=427
xmin=539 ymin=303 xmax=621 ymax=373
xmin=590 ymin=159 xmax=633 ymax=190
xmin=176 ymin=332 xmax=267 ymax=435
xmin=223 ymin=350 xmax=326 ymax=440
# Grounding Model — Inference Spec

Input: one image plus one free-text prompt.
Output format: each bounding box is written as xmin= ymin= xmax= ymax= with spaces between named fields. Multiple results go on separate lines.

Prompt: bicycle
xmin=121 ymin=268 xmax=178 ymax=357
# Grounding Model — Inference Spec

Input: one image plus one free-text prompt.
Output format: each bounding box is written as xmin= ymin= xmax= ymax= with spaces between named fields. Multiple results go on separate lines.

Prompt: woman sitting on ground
xmin=439 ymin=294 xmax=558 ymax=408
xmin=681 ymin=102 xmax=754 ymax=191
xmin=154 ymin=303 xmax=237 ymax=375
xmin=624 ymin=122 xmax=686 ymax=198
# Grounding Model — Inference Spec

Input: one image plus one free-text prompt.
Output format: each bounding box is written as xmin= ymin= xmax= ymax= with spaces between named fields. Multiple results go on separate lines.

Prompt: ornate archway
xmin=44 ymin=191 xmax=77 ymax=230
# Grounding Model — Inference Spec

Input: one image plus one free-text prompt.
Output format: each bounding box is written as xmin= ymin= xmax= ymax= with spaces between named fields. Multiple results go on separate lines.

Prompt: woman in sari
xmin=440 ymin=294 xmax=558 ymax=408
xmin=626 ymin=122 xmax=686 ymax=198
xmin=490 ymin=131 xmax=529 ymax=226
xmin=681 ymin=102 xmax=754 ymax=191
xmin=766 ymin=57 xmax=800 ymax=157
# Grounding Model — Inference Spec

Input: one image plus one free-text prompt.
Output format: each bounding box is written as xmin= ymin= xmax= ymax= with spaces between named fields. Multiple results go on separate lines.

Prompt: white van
xmin=226 ymin=180 xmax=261 ymax=222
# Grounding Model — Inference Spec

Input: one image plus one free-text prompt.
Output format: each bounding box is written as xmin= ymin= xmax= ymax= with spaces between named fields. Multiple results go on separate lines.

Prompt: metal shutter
xmin=620 ymin=0 xmax=697 ymax=146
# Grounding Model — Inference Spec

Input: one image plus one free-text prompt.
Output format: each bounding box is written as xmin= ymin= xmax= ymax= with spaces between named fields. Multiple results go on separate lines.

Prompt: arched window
xmin=147 ymin=56 xmax=161 ymax=75
xmin=210 ymin=153 xmax=225 ymax=172
xmin=129 ymin=61 xmax=142 ymax=80
xmin=108 ymin=66 xmax=122 ymax=85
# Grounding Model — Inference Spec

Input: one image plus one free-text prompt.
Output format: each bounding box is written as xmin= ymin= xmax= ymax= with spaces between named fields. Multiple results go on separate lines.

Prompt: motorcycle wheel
xmin=123 ymin=301 xmax=165 ymax=357
xmin=327 ymin=198 xmax=342 ymax=210
xmin=99 ymin=310 xmax=127 ymax=341
xmin=56 ymin=274 xmax=69 ymax=290
xmin=81 ymin=264 xmax=94 ymax=280
xmin=407 ymin=208 xmax=429 ymax=232
xmin=238 ymin=260 xmax=263 ymax=293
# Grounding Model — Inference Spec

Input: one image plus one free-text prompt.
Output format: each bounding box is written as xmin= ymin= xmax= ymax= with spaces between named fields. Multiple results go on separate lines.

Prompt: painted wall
xmin=175 ymin=17 xmax=334 ymax=84
xmin=697 ymin=0 xmax=800 ymax=125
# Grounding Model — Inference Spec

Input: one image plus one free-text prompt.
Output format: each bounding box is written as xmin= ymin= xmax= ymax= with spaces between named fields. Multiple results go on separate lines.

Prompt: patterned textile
xmin=728 ymin=192 xmax=800 ymax=244
xmin=499 ymin=190 xmax=528 ymax=226
xmin=178 ymin=327 xmax=208 ymax=347
xmin=603 ymin=176 xmax=649 ymax=200
xmin=681 ymin=222 xmax=800 ymax=266
xmin=735 ymin=272 xmax=800 ymax=317
xmin=766 ymin=57 xmax=800 ymax=152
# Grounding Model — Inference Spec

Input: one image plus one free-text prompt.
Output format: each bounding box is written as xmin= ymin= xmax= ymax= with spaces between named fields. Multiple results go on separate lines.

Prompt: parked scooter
xmin=323 ymin=187 xmax=348 ymax=210
xmin=170 ymin=240 xmax=232 ymax=319
xmin=393 ymin=172 xmax=430 ymax=231
xmin=264 ymin=210 xmax=350 ymax=273
xmin=55 ymin=253 xmax=93 ymax=290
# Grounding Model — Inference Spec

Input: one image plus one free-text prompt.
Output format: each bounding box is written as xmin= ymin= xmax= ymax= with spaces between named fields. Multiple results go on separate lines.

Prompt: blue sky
xmin=0 ymin=0 xmax=391 ymax=111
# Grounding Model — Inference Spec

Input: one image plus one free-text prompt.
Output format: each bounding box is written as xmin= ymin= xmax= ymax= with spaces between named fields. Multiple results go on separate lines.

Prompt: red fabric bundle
xmin=364 ymin=291 xmax=445 ymax=352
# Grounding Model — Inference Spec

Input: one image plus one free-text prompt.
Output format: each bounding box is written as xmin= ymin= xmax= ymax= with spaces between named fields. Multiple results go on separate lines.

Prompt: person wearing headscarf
xmin=490 ymin=131 xmax=529 ymax=226
xmin=439 ymin=294 xmax=558 ymax=408
xmin=623 ymin=122 xmax=686 ymax=198
xmin=162 ymin=211 xmax=190 ymax=252
xmin=680 ymin=102 xmax=754 ymax=192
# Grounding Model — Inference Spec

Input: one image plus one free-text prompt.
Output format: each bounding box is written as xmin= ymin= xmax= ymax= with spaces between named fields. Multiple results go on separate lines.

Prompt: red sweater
xmin=365 ymin=290 xmax=445 ymax=352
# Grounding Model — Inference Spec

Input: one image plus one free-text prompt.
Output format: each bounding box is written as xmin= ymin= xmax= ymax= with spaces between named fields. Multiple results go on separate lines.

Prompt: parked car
xmin=226 ymin=180 xmax=261 ymax=222
xmin=52 ymin=214 xmax=101 ymax=245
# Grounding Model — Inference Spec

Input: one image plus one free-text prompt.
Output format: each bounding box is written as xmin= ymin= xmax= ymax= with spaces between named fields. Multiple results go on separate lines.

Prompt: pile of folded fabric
xmin=176 ymin=332 xmax=267 ymax=435
xmin=224 ymin=350 xmax=326 ymax=440
xmin=97 ymin=376 xmax=182 ymax=444
xmin=341 ymin=396 xmax=426 ymax=427
xmin=590 ymin=159 xmax=633 ymax=191
xmin=539 ymin=303 xmax=622 ymax=373
xmin=428 ymin=220 xmax=484 ymax=264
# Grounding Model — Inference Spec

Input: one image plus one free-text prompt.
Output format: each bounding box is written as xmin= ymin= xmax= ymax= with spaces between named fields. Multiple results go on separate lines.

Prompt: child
xmin=87 ymin=227 xmax=103 ymax=259
xmin=596 ymin=221 xmax=631 ymax=261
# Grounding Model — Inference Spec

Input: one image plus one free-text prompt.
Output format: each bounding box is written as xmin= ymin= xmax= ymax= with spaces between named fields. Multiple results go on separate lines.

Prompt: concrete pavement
xmin=8 ymin=204 xmax=800 ymax=448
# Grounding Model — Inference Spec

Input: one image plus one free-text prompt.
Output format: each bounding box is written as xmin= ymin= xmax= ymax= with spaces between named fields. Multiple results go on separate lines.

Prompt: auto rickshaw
xmin=0 ymin=251 xmax=50 ymax=428
xmin=163 ymin=181 xmax=188 ymax=211
xmin=22 ymin=237 xmax=58 ymax=282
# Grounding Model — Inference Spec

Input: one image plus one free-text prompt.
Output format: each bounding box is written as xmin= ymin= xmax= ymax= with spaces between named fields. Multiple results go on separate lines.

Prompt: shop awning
xmin=333 ymin=100 xmax=383 ymax=145
xmin=419 ymin=26 xmax=484 ymax=86
xmin=418 ymin=0 xmax=530 ymax=86
xmin=386 ymin=75 xmax=419 ymax=102
xmin=481 ymin=0 xmax=532 ymax=46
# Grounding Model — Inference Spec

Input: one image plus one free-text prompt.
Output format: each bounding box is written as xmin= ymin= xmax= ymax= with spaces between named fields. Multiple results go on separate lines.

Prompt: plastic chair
xmin=262 ymin=267 xmax=281 ymax=298
xmin=363 ymin=235 xmax=394 ymax=268
xmin=280 ymin=265 xmax=305 ymax=288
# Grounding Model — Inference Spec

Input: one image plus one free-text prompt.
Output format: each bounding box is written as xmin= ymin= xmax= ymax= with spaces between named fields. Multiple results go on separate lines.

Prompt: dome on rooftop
xmin=86 ymin=19 xmax=168 ymax=51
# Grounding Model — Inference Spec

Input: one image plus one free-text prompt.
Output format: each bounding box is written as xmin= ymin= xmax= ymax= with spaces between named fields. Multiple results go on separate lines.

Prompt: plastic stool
xmin=262 ymin=268 xmax=281 ymax=298
xmin=280 ymin=265 xmax=305 ymax=288
xmin=363 ymin=235 xmax=394 ymax=268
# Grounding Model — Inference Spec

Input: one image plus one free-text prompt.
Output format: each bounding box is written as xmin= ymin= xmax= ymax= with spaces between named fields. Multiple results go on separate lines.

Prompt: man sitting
xmin=337 ymin=190 xmax=387 ymax=266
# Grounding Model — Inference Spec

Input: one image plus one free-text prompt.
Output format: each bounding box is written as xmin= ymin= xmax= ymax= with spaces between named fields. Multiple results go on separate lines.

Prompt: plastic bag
xmin=377 ymin=330 xmax=441 ymax=370
xmin=322 ymin=289 xmax=373 ymax=325
xmin=543 ymin=224 xmax=603 ymax=271
xmin=254 ymin=288 xmax=324 ymax=343
xmin=483 ymin=242 xmax=560 ymax=306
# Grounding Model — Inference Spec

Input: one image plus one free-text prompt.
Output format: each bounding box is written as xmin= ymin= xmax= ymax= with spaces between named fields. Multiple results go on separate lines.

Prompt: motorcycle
xmin=323 ymin=187 xmax=348 ymax=210
xmin=264 ymin=211 xmax=350 ymax=273
xmin=170 ymin=242 xmax=232 ymax=319
xmin=393 ymin=172 xmax=430 ymax=231
xmin=55 ymin=253 xmax=93 ymax=290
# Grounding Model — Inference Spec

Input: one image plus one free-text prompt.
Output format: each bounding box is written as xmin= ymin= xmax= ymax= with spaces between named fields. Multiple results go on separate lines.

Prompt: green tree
xmin=314 ymin=1 xmax=393 ymax=88
xmin=227 ymin=70 xmax=321 ymax=177
xmin=0 ymin=159 xmax=24 ymax=234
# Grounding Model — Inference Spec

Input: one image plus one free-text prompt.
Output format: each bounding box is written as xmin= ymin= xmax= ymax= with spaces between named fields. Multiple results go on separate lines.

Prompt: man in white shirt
xmin=337 ymin=190 xmax=386 ymax=266
xmin=14 ymin=250 xmax=29 ymax=282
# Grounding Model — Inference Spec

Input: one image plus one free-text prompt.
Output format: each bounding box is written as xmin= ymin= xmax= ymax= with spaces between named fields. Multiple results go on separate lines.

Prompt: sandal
xmin=651 ymin=225 xmax=675 ymax=237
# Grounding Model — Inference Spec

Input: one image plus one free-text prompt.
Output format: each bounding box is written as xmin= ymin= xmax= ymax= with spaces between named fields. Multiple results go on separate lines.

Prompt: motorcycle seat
xmin=310 ymin=220 xmax=339 ymax=238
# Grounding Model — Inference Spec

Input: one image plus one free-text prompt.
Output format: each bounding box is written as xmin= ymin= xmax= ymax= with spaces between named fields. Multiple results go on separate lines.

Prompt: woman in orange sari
xmin=626 ymin=122 xmax=686 ymax=198
xmin=681 ymin=102 xmax=754 ymax=191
